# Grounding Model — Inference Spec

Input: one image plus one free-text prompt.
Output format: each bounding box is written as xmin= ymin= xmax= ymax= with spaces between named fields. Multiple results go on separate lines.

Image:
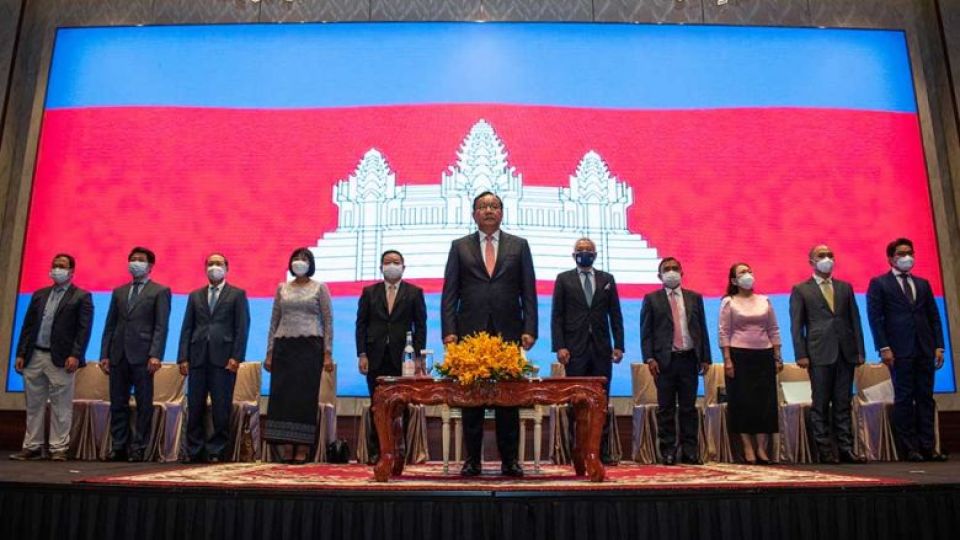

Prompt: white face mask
xmin=895 ymin=255 xmax=915 ymax=273
xmin=814 ymin=257 xmax=834 ymax=274
xmin=50 ymin=267 xmax=71 ymax=285
xmin=661 ymin=270 xmax=681 ymax=289
xmin=382 ymin=263 xmax=404 ymax=281
xmin=207 ymin=265 xmax=226 ymax=282
xmin=736 ymin=273 xmax=755 ymax=290
xmin=290 ymin=260 xmax=310 ymax=277
xmin=128 ymin=260 xmax=149 ymax=279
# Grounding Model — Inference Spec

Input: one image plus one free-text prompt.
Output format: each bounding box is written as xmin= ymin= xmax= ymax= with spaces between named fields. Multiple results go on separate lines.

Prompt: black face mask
xmin=574 ymin=251 xmax=597 ymax=268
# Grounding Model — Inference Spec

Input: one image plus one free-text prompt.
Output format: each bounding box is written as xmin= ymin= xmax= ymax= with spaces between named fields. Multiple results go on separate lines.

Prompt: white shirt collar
xmin=891 ymin=268 xmax=911 ymax=277
xmin=479 ymin=230 xmax=501 ymax=242
xmin=209 ymin=281 xmax=226 ymax=292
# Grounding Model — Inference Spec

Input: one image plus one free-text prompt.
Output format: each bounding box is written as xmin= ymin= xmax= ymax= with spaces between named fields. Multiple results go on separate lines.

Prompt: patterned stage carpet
xmin=77 ymin=462 xmax=907 ymax=492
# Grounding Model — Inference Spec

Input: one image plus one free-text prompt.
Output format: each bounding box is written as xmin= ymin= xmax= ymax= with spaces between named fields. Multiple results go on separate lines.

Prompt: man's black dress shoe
xmin=501 ymin=461 xmax=524 ymax=477
xmin=206 ymin=454 xmax=222 ymax=464
xmin=906 ymin=451 xmax=925 ymax=463
xmin=601 ymin=454 xmax=618 ymax=466
xmin=818 ymin=452 xmax=840 ymax=464
xmin=680 ymin=454 xmax=702 ymax=465
xmin=106 ymin=450 xmax=128 ymax=462
xmin=128 ymin=450 xmax=145 ymax=463
xmin=366 ymin=453 xmax=380 ymax=466
xmin=180 ymin=454 xmax=203 ymax=464
xmin=838 ymin=450 xmax=867 ymax=464
xmin=922 ymin=450 xmax=949 ymax=462
xmin=460 ymin=461 xmax=481 ymax=477
xmin=662 ymin=454 xmax=676 ymax=466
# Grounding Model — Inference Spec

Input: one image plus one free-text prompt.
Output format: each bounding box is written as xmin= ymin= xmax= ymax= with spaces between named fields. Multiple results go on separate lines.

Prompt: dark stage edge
xmin=1 ymin=461 xmax=959 ymax=540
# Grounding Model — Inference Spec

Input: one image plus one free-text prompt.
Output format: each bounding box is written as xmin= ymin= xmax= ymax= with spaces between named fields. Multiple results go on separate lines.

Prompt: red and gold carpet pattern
xmin=78 ymin=462 xmax=907 ymax=492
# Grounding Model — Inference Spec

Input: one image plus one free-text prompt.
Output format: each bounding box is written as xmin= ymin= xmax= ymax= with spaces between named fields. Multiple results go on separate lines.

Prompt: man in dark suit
xmin=867 ymin=237 xmax=947 ymax=462
xmin=10 ymin=253 xmax=93 ymax=461
xmin=790 ymin=244 xmax=866 ymax=463
xmin=356 ymin=250 xmax=427 ymax=463
xmin=551 ymin=237 xmax=624 ymax=464
xmin=640 ymin=257 xmax=711 ymax=465
xmin=178 ymin=253 xmax=250 ymax=463
xmin=100 ymin=246 xmax=172 ymax=462
xmin=441 ymin=191 xmax=537 ymax=477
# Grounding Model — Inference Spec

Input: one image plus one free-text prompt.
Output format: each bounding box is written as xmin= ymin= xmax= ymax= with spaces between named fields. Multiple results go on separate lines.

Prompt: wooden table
xmin=371 ymin=377 xmax=608 ymax=482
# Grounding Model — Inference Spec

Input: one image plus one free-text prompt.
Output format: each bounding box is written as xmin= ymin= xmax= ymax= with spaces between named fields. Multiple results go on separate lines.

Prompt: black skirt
xmin=264 ymin=336 xmax=323 ymax=445
xmin=725 ymin=347 xmax=779 ymax=434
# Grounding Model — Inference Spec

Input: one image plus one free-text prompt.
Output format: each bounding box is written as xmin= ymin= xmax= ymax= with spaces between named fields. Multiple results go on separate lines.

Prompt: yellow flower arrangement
xmin=435 ymin=332 xmax=535 ymax=386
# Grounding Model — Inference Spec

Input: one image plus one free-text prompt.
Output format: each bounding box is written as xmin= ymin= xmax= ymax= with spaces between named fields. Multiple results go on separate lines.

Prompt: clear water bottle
xmin=402 ymin=331 xmax=416 ymax=377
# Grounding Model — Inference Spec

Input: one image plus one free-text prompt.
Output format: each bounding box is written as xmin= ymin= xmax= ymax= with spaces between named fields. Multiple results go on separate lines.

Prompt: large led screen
xmin=8 ymin=22 xmax=955 ymax=396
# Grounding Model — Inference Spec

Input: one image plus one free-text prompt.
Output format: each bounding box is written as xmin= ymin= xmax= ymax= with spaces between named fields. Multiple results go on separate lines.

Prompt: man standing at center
xmin=442 ymin=191 xmax=538 ymax=477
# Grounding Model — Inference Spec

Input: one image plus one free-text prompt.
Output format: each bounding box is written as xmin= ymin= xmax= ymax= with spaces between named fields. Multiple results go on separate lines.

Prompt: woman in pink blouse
xmin=719 ymin=262 xmax=783 ymax=464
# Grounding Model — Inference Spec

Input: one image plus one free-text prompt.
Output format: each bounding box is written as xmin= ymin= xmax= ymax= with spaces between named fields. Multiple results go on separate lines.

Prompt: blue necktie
xmin=209 ymin=286 xmax=219 ymax=312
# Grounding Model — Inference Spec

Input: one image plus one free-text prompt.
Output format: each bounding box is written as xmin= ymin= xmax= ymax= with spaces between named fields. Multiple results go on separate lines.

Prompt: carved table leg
xmin=572 ymin=399 xmax=587 ymax=476
xmin=373 ymin=398 xmax=405 ymax=481
xmin=584 ymin=396 xmax=607 ymax=482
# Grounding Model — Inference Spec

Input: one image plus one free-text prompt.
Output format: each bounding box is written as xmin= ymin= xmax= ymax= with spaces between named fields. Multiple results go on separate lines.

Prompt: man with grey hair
xmin=551 ymin=237 xmax=624 ymax=464
xmin=789 ymin=244 xmax=866 ymax=463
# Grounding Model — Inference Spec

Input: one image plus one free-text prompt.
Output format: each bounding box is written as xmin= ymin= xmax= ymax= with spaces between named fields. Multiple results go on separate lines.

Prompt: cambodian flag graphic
xmin=9 ymin=22 xmax=954 ymax=395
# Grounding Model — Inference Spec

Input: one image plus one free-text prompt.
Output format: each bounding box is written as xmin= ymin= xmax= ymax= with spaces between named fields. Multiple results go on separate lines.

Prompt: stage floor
xmin=1 ymin=458 xmax=959 ymax=489
xmin=2 ymin=458 xmax=959 ymax=540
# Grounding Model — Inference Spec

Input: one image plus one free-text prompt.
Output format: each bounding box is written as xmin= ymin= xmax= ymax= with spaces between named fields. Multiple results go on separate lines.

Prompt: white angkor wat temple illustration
xmin=310 ymin=119 xmax=661 ymax=284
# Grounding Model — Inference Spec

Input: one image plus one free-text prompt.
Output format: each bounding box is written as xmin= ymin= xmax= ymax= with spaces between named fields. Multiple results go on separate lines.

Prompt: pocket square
xmin=603 ymin=283 xmax=611 ymax=291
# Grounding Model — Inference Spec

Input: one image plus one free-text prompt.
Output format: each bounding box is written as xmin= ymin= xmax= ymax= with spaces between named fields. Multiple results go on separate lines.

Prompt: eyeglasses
xmin=475 ymin=204 xmax=502 ymax=211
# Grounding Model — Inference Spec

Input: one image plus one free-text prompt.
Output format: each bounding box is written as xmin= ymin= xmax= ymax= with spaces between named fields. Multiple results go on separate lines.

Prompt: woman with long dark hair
xmin=263 ymin=247 xmax=334 ymax=463
xmin=718 ymin=262 xmax=782 ymax=464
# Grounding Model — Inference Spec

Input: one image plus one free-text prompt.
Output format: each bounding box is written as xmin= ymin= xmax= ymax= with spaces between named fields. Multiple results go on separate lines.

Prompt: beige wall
xmin=1 ymin=0 xmax=959 ymax=410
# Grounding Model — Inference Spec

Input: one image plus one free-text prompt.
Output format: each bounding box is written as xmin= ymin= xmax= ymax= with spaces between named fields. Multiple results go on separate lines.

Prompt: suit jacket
xmin=355 ymin=280 xmax=427 ymax=372
xmin=100 ymin=280 xmax=172 ymax=365
xmin=441 ymin=231 xmax=537 ymax=342
xmin=16 ymin=284 xmax=94 ymax=368
xmin=789 ymin=277 xmax=865 ymax=365
xmin=177 ymin=283 xmax=251 ymax=368
xmin=550 ymin=269 xmax=624 ymax=358
xmin=866 ymin=271 xmax=943 ymax=359
xmin=639 ymin=288 xmax=712 ymax=369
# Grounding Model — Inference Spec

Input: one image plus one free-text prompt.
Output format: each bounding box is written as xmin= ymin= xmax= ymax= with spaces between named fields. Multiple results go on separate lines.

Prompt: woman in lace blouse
xmin=263 ymin=247 xmax=334 ymax=463
xmin=718 ymin=262 xmax=782 ymax=465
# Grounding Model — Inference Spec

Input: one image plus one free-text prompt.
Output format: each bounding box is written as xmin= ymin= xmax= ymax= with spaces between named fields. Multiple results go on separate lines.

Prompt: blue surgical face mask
xmin=128 ymin=260 xmax=149 ymax=279
xmin=574 ymin=251 xmax=597 ymax=268
xmin=290 ymin=260 xmax=310 ymax=277
xmin=661 ymin=271 xmax=681 ymax=289
xmin=50 ymin=267 xmax=71 ymax=285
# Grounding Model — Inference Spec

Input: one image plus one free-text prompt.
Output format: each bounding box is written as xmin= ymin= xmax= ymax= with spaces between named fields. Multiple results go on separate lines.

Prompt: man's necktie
xmin=387 ymin=284 xmax=397 ymax=314
xmin=669 ymin=291 xmax=684 ymax=350
xmin=583 ymin=272 xmax=594 ymax=306
xmin=900 ymin=274 xmax=915 ymax=304
xmin=820 ymin=280 xmax=835 ymax=312
xmin=485 ymin=235 xmax=496 ymax=277
xmin=128 ymin=282 xmax=143 ymax=312
xmin=209 ymin=286 xmax=219 ymax=313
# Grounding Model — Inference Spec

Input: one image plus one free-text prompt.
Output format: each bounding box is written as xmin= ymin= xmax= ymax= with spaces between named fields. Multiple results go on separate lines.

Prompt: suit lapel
xmin=887 ymin=272 xmax=913 ymax=307
xmin=468 ymin=232 xmax=486 ymax=278
xmin=119 ymin=283 xmax=132 ymax=314
xmin=210 ymin=284 xmax=230 ymax=317
xmin=128 ymin=281 xmax=151 ymax=313
xmin=491 ymin=232 xmax=509 ymax=279
xmin=806 ymin=278 xmax=833 ymax=315
xmin=681 ymin=288 xmax=695 ymax=324
xmin=52 ymin=284 xmax=75 ymax=321
xmin=390 ymin=281 xmax=407 ymax=319
xmin=375 ymin=282 xmax=390 ymax=319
